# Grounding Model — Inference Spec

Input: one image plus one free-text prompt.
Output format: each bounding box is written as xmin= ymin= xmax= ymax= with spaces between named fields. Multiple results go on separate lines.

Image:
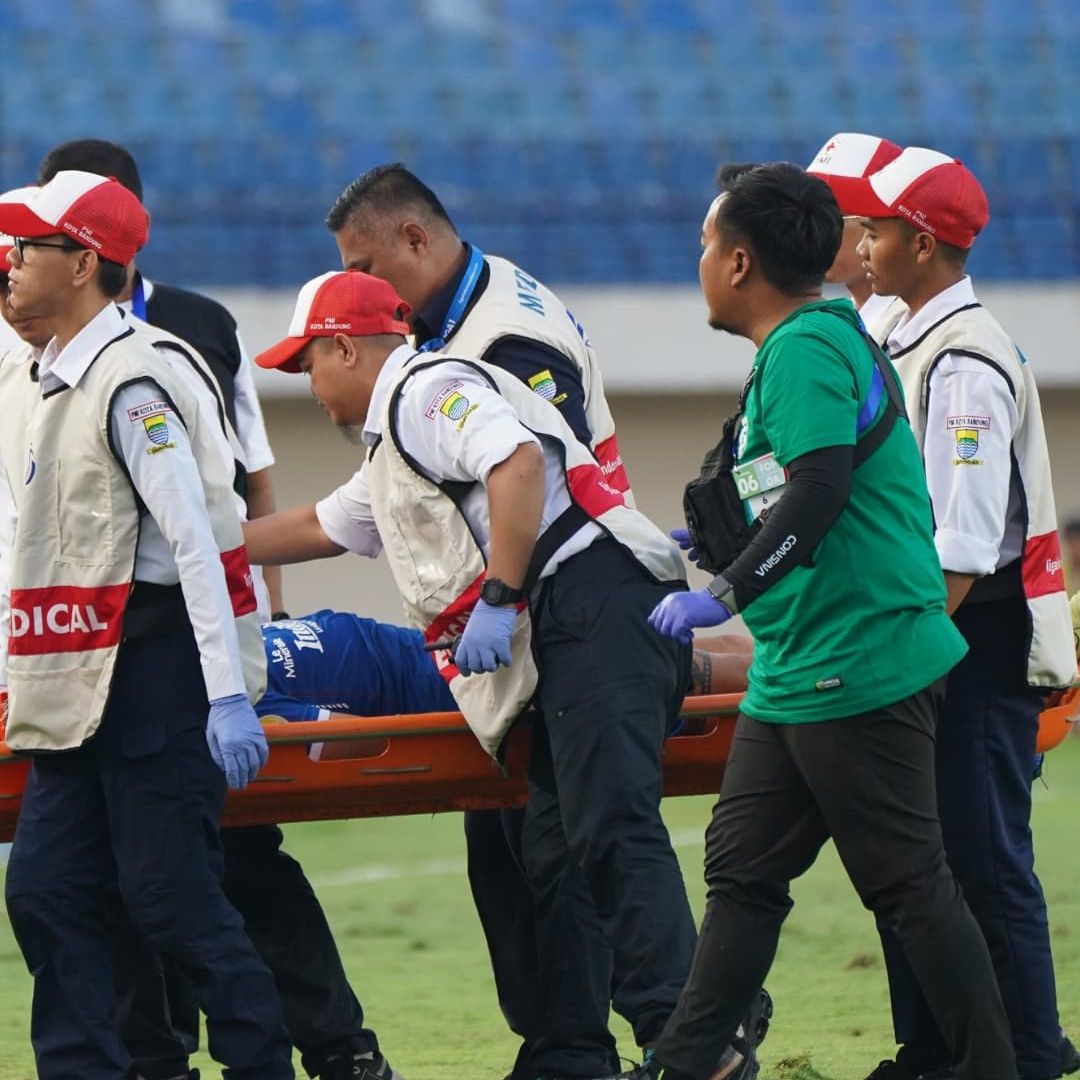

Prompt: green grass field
xmin=1 ymin=740 xmax=1078 ymax=1080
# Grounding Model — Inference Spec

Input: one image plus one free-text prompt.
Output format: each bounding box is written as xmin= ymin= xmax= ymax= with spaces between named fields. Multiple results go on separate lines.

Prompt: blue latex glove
xmin=207 ymin=693 xmax=269 ymax=790
xmin=649 ymin=589 xmax=733 ymax=644
xmin=456 ymin=599 xmax=517 ymax=676
xmin=671 ymin=527 xmax=708 ymax=570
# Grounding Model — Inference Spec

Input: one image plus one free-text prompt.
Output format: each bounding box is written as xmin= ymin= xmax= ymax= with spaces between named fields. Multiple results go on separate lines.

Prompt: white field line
xmin=307 ymin=826 xmax=707 ymax=889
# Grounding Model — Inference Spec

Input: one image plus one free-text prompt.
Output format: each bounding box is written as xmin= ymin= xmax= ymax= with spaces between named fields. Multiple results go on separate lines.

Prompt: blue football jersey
xmin=258 ymin=609 xmax=457 ymax=722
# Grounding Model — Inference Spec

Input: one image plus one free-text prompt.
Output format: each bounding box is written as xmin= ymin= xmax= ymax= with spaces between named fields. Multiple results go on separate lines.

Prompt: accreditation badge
xmin=731 ymin=452 xmax=787 ymax=523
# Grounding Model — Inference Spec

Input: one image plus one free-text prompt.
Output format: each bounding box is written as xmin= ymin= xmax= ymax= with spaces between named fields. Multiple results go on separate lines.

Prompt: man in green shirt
xmin=633 ymin=163 xmax=1017 ymax=1080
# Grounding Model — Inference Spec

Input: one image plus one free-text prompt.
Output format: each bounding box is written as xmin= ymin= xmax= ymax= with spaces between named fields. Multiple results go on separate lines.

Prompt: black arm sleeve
xmin=723 ymin=444 xmax=854 ymax=610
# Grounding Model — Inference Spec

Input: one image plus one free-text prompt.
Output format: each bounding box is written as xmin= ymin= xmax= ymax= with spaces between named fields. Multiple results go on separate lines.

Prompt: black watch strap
xmin=705 ymin=574 xmax=739 ymax=615
xmin=481 ymin=577 xmax=524 ymax=606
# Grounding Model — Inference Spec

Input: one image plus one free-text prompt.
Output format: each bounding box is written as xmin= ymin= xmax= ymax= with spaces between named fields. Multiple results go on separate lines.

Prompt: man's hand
xmin=456 ymin=600 xmax=517 ymax=676
xmin=649 ymin=589 xmax=733 ymax=644
xmin=671 ymin=527 xmax=709 ymax=570
xmin=207 ymin=694 xmax=269 ymax=790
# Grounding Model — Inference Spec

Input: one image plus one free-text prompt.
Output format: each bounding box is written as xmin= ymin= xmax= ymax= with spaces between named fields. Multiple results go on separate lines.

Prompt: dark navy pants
xmin=878 ymin=595 xmax=1059 ymax=1079
xmin=4 ymin=627 xmax=294 ymax=1080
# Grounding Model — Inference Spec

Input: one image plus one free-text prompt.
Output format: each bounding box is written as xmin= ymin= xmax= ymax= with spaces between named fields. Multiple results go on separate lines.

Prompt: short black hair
xmin=326 ymin=163 xmax=455 ymax=234
xmin=38 ymin=139 xmax=143 ymax=201
xmin=716 ymin=162 xmax=842 ymax=294
xmin=896 ymin=218 xmax=971 ymax=267
xmin=97 ymin=258 xmax=128 ymax=298
xmin=715 ymin=162 xmax=761 ymax=193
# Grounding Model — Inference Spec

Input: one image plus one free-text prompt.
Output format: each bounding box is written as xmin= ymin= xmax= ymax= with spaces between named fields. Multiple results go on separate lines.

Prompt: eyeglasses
xmin=12 ymin=237 xmax=80 ymax=259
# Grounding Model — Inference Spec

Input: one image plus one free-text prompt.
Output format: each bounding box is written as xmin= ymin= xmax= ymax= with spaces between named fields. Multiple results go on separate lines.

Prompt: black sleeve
xmin=483 ymin=337 xmax=593 ymax=448
xmin=723 ymin=444 xmax=854 ymax=610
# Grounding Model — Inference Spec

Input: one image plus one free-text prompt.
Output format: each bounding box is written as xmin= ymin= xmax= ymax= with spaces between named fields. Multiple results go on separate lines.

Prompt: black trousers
xmin=654 ymin=683 xmax=1018 ymax=1080
xmin=119 ymin=823 xmax=377 ymax=1079
xmin=520 ymin=539 xmax=697 ymax=1077
xmin=5 ymin=628 xmax=293 ymax=1080
xmin=877 ymin=597 xmax=1059 ymax=1079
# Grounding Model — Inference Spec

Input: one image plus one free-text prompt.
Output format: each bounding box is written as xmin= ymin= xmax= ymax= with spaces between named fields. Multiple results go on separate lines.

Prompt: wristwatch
xmin=480 ymin=577 xmax=524 ymax=606
xmin=705 ymin=574 xmax=740 ymax=615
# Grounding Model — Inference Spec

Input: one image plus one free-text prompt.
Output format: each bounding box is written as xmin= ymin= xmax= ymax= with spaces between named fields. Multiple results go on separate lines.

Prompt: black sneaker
xmin=316 ymin=1051 xmax=404 ymax=1080
xmin=865 ymin=1062 xmax=917 ymax=1080
xmin=1063 ymin=1032 xmax=1080 ymax=1076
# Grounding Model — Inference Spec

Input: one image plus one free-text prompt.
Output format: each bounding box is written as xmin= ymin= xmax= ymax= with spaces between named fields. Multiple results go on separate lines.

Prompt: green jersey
xmin=737 ymin=299 xmax=966 ymax=723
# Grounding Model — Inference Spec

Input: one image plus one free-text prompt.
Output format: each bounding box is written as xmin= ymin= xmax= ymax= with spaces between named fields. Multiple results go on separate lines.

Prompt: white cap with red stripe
xmin=842 ymin=146 xmax=990 ymax=250
xmin=807 ymin=133 xmax=903 ymax=215
xmin=0 ymin=171 xmax=148 ymax=265
xmin=0 ymin=187 xmax=40 ymax=269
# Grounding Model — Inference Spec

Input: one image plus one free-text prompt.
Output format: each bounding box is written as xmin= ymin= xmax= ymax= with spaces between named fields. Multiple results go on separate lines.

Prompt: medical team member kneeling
xmin=637 ymin=163 xmax=1017 ymax=1080
xmin=248 ymin=270 xmax=698 ymax=1074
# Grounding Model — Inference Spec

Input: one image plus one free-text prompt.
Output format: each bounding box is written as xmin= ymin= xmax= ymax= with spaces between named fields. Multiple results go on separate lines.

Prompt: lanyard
xmin=130 ymin=274 xmax=147 ymax=321
xmin=417 ymin=245 xmax=485 ymax=353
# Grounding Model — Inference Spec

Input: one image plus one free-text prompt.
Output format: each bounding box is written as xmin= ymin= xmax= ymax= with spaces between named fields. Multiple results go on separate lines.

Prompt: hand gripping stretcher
xmin=0 ymin=689 xmax=1075 ymax=841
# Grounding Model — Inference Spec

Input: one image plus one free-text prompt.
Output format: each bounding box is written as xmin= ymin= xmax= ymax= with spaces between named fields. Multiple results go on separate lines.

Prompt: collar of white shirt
xmin=361 ymin=343 xmax=420 ymax=447
xmin=38 ymin=302 xmax=129 ymax=394
xmin=887 ymin=276 xmax=977 ymax=354
xmin=857 ymin=291 xmax=897 ymax=325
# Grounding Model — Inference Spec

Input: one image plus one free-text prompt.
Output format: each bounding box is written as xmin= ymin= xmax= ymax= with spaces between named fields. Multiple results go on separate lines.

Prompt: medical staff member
xmin=320 ymin=164 xmax=660 ymax=1080
xmin=249 ymin=268 xmax=697 ymax=1080
xmin=637 ymin=163 xmax=1015 ymax=1080
xmin=0 ymin=173 xmax=292 ymax=1080
xmin=851 ymin=147 xmax=1074 ymax=1080
xmin=33 ymin=140 xmax=394 ymax=1080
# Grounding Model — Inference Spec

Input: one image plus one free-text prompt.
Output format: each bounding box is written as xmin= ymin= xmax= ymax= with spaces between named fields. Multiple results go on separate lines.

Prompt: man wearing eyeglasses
xmin=0 ymin=173 xmax=293 ymax=1080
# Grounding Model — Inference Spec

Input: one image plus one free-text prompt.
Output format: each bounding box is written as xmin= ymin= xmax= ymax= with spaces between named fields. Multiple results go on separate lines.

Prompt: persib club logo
xmin=946 ymin=415 xmax=990 ymax=463
xmin=143 ymin=414 xmax=170 ymax=446
xmin=528 ymin=369 xmax=558 ymax=401
xmin=439 ymin=392 xmax=470 ymax=421
xmin=954 ymin=428 xmax=979 ymax=459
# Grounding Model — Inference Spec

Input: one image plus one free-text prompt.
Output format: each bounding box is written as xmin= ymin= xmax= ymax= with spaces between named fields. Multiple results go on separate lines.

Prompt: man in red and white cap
xmin=0 ymin=172 xmax=294 ymax=1080
xmin=852 ymin=149 xmax=1074 ymax=1080
xmin=247 ymin=268 xmax=701 ymax=1080
xmin=806 ymin=132 xmax=907 ymax=340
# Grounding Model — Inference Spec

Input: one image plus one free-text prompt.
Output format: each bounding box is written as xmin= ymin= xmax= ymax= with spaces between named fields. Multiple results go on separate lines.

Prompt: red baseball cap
xmin=256 ymin=270 xmax=412 ymax=373
xmin=0 ymin=187 xmax=41 ymax=272
xmin=842 ymin=146 xmax=990 ymax=249
xmin=0 ymin=171 xmax=149 ymax=265
xmin=806 ymin=132 xmax=903 ymax=215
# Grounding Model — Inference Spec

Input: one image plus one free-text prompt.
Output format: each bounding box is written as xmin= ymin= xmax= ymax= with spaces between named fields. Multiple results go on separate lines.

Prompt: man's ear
xmin=914 ymin=230 xmax=937 ymax=265
xmin=401 ymin=220 xmax=428 ymax=254
xmin=70 ymin=249 xmax=98 ymax=290
xmin=335 ymin=333 xmax=359 ymax=368
xmin=730 ymin=245 xmax=752 ymax=288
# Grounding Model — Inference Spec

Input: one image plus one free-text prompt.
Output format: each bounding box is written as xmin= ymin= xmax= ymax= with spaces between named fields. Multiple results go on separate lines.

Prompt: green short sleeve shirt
xmin=737 ymin=299 xmax=967 ymax=723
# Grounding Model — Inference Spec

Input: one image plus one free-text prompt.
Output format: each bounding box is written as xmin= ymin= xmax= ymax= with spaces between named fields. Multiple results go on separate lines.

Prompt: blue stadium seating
xmin=2 ymin=0 xmax=1078 ymax=284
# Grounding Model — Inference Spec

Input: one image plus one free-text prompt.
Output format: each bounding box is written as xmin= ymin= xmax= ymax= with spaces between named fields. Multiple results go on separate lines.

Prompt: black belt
xmin=962 ymin=557 xmax=1023 ymax=606
xmin=122 ymin=582 xmax=189 ymax=638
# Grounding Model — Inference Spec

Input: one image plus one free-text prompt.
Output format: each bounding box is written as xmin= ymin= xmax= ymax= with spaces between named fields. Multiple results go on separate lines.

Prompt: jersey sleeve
xmin=110 ymin=380 xmax=247 ymax=700
xmin=758 ymin=330 xmax=862 ymax=465
xmin=401 ymin=367 xmax=540 ymax=484
xmin=255 ymin=690 xmax=323 ymax=722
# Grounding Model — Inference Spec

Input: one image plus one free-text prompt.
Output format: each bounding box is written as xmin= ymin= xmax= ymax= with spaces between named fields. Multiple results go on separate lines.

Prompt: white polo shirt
xmin=887 ymin=277 xmax=1023 ymax=576
xmin=0 ymin=303 xmax=247 ymax=699
xmin=316 ymin=345 xmax=601 ymax=575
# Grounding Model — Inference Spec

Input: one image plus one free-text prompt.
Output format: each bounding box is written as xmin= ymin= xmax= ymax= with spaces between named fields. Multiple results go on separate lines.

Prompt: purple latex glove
xmin=648 ymin=589 xmax=732 ymax=644
xmin=456 ymin=599 xmax=517 ymax=676
xmin=207 ymin=693 xmax=269 ymax=790
xmin=671 ymin=527 xmax=708 ymax=570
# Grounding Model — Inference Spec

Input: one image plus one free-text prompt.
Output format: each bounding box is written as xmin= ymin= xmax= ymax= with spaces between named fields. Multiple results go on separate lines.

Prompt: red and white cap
xmin=807 ymin=133 xmax=903 ymax=215
xmin=256 ymin=270 xmax=412 ymax=372
xmin=0 ymin=187 xmax=40 ymax=270
xmin=0 ymin=171 xmax=148 ymax=265
xmin=842 ymin=146 xmax=990 ymax=250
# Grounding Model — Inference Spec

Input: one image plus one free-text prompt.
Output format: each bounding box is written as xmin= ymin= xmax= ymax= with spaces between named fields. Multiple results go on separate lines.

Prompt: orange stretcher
xmin=0 ymin=689 xmax=1075 ymax=843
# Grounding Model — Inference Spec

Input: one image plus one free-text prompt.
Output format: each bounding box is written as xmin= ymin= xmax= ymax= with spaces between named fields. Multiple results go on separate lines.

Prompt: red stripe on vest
xmin=566 ymin=461 xmax=625 ymax=518
xmin=594 ymin=433 xmax=631 ymax=497
xmin=8 ymin=583 xmax=129 ymax=656
xmin=1022 ymin=530 xmax=1065 ymax=599
xmin=423 ymin=572 xmax=485 ymax=683
xmin=221 ymin=546 xmax=258 ymax=617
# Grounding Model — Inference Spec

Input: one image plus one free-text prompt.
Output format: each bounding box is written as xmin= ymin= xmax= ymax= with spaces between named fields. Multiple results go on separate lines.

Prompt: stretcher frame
xmin=0 ymin=690 xmax=1073 ymax=842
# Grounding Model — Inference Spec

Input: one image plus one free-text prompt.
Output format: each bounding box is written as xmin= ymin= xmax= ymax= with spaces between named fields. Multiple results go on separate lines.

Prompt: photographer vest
xmin=889 ymin=302 xmax=1073 ymax=688
xmin=424 ymin=253 xmax=632 ymax=500
xmin=366 ymin=355 xmax=684 ymax=757
xmin=0 ymin=325 xmax=266 ymax=752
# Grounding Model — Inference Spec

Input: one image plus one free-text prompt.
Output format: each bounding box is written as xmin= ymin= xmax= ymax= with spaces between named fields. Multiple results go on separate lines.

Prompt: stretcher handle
xmin=257 ymin=693 xmax=746 ymax=746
